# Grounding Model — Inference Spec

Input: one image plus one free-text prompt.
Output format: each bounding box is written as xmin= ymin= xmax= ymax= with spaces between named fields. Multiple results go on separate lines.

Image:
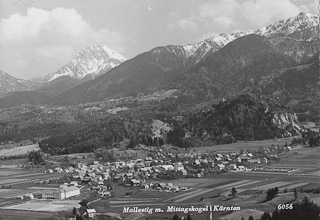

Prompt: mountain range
xmin=0 ymin=12 xmax=319 ymax=120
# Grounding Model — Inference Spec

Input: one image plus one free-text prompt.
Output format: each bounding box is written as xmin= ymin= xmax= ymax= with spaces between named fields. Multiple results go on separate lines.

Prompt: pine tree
xmin=231 ymin=187 xmax=237 ymax=196
xmin=260 ymin=212 xmax=272 ymax=220
xmin=294 ymin=188 xmax=298 ymax=199
xmin=173 ymin=214 xmax=180 ymax=220
xmin=73 ymin=207 xmax=77 ymax=216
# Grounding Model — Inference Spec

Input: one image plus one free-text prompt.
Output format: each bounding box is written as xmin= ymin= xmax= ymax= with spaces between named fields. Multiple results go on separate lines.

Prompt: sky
xmin=0 ymin=0 xmax=318 ymax=80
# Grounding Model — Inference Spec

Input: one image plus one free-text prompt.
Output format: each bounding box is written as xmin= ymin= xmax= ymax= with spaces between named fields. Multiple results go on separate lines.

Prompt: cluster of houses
xmin=36 ymin=143 xmax=293 ymax=202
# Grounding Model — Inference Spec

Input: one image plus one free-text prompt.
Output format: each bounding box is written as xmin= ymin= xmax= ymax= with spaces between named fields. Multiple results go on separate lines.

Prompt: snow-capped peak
xmin=255 ymin=11 xmax=318 ymax=36
xmin=181 ymin=12 xmax=318 ymax=63
xmin=48 ymin=45 xmax=126 ymax=82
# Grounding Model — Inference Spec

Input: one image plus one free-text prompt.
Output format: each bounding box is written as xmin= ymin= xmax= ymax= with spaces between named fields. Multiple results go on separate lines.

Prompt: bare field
xmin=0 ymin=199 xmax=80 ymax=212
xmin=0 ymin=209 xmax=53 ymax=220
xmin=0 ymin=144 xmax=39 ymax=157
xmin=169 ymin=178 xmax=233 ymax=188
xmin=0 ymin=178 xmax=29 ymax=185
xmin=0 ymin=169 xmax=26 ymax=176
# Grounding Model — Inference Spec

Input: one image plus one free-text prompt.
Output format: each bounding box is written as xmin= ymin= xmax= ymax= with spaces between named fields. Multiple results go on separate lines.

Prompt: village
xmin=5 ymin=141 xmax=294 ymax=219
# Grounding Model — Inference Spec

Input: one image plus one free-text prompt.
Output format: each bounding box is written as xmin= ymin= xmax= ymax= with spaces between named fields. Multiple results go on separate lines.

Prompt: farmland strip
xmin=215 ymin=180 xmax=251 ymax=189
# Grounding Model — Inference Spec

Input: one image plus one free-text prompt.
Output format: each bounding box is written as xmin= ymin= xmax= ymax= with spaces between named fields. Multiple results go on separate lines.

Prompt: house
xmin=42 ymin=186 xmax=80 ymax=199
xmin=217 ymin=164 xmax=225 ymax=171
xmin=82 ymin=177 xmax=91 ymax=183
xmin=87 ymin=209 xmax=96 ymax=218
xmin=143 ymin=184 xmax=150 ymax=190
xmin=98 ymin=181 xmax=104 ymax=185
xmin=130 ymin=179 xmax=140 ymax=186
xmin=161 ymin=165 xmax=174 ymax=171
xmin=229 ymin=164 xmax=237 ymax=170
xmin=61 ymin=186 xmax=80 ymax=199
xmin=42 ymin=189 xmax=61 ymax=199
xmin=113 ymin=174 xmax=123 ymax=182
xmin=69 ymin=181 xmax=78 ymax=187
xmin=124 ymin=173 xmax=133 ymax=179
xmin=171 ymin=186 xmax=179 ymax=192
xmin=158 ymin=182 xmax=167 ymax=189
xmin=180 ymin=170 xmax=188 ymax=176
xmin=167 ymin=183 xmax=173 ymax=188
xmin=145 ymin=156 xmax=152 ymax=161
xmin=194 ymin=160 xmax=201 ymax=165
xmin=23 ymin=193 xmax=34 ymax=200
xmin=55 ymin=167 xmax=63 ymax=173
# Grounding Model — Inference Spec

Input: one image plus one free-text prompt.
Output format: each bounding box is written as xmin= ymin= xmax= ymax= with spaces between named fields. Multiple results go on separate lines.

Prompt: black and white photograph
xmin=0 ymin=0 xmax=319 ymax=219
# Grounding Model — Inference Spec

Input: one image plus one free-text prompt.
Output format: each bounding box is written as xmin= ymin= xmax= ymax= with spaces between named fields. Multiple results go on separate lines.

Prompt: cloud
xmin=298 ymin=0 xmax=318 ymax=15
xmin=0 ymin=7 xmax=125 ymax=79
xmin=199 ymin=0 xmax=240 ymax=19
xmin=168 ymin=13 xmax=199 ymax=31
xmin=240 ymin=0 xmax=301 ymax=26
xmin=177 ymin=18 xmax=198 ymax=30
xmin=197 ymin=0 xmax=305 ymax=30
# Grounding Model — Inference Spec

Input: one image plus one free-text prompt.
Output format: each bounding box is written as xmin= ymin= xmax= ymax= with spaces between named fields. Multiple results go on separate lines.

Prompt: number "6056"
xmin=278 ymin=204 xmax=293 ymax=209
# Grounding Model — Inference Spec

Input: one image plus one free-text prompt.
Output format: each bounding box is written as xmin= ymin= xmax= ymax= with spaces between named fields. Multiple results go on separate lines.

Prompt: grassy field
xmin=0 ymin=209 xmax=53 ymax=220
xmin=0 ymin=199 xmax=80 ymax=212
xmin=193 ymin=137 xmax=296 ymax=153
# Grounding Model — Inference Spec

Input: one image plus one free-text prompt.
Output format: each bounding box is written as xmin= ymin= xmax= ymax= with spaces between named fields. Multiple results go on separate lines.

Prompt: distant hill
xmin=33 ymin=75 xmax=92 ymax=96
xmin=0 ymin=70 xmax=40 ymax=97
xmin=168 ymin=34 xmax=297 ymax=101
xmin=170 ymin=94 xmax=301 ymax=146
xmin=255 ymin=53 xmax=320 ymax=121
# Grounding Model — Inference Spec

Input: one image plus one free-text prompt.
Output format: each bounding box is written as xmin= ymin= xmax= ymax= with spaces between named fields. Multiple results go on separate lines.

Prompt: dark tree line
xmin=28 ymin=150 xmax=45 ymax=165
xmin=260 ymin=196 xmax=320 ymax=220
xmin=266 ymin=187 xmax=279 ymax=201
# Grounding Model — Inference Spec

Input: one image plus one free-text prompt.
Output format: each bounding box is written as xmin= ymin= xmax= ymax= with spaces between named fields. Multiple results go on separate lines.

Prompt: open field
xmin=0 ymin=209 xmax=53 ymax=220
xmin=217 ymin=209 xmax=264 ymax=220
xmin=0 ymin=169 xmax=26 ymax=176
xmin=0 ymin=199 xmax=80 ymax=212
xmin=0 ymin=144 xmax=39 ymax=157
xmin=193 ymin=137 xmax=296 ymax=153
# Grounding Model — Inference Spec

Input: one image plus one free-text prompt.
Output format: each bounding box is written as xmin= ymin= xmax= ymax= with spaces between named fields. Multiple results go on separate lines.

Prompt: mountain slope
xmin=167 ymin=94 xmax=301 ymax=146
xmin=255 ymin=53 xmax=320 ymax=121
xmin=33 ymin=76 xmax=89 ymax=96
xmin=52 ymin=44 xmax=222 ymax=105
xmin=168 ymin=34 xmax=297 ymax=101
xmin=0 ymin=70 xmax=40 ymax=97
xmin=48 ymin=45 xmax=126 ymax=82
xmin=29 ymin=45 xmax=127 ymax=96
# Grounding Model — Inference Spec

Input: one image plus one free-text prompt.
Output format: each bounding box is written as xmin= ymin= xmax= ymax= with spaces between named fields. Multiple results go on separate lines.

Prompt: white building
xmin=42 ymin=186 xmax=80 ymax=199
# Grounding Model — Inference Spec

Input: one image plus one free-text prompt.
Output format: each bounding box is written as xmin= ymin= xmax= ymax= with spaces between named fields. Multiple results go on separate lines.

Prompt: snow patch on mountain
xmin=48 ymin=45 xmax=126 ymax=82
xmin=181 ymin=12 xmax=318 ymax=65
xmin=255 ymin=12 xmax=318 ymax=36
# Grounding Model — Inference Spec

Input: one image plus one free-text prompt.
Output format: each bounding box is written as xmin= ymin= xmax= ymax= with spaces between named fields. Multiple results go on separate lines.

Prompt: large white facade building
xmin=42 ymin=186 xmax=80 ymax=199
